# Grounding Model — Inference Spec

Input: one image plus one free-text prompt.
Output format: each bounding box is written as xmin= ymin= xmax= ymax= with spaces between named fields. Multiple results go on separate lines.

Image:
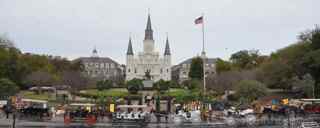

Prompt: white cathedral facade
xmin=126 ymin=14 xmax=171 ymax=81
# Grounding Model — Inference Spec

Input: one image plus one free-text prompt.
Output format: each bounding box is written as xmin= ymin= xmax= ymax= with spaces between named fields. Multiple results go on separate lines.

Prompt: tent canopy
xmin=117 ymin=105 xmax=147 ymax=108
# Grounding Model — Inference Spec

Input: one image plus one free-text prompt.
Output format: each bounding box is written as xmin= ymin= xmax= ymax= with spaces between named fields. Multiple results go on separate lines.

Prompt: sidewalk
xmin=0 ymin=118 xmax=12 ymax=127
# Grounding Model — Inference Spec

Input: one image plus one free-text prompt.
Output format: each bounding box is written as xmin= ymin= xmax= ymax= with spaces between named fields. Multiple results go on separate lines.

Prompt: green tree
xmin=275 ymin=42 xmax=311 ymax=77
xmin=182 ymin=79 xmax=201 ymax=90
xmin=215 ymin=58 xmax=232 ymax=73
xmin=235 ymin=80 xmax=267 ymax=103
xmin=302 ymin=50 xmax=320 ymax=97
xmin=292 ymin=74 xmax=315 ymax=98
xmin=260 ymin=60 xmax=295 ymax=90
xmin=126 ymin=78 xmax=143 ymax=94
xmin=188 ymin=57 xmax=203 ymax=80
xmin=300 ymin=26 xmax=320 ymax=98
xmin=230 ymin=50 xmax=260 ymax=70
xmin=153 ymin=79 xmax=170 ymax=94
xmin=0 ymin=78 xmax=19 ymax=97
xmin=96 ymin=80 xmax=113 ymax=91
xmin=0 ymin=36 xmax=85 ymax=89
xmin=0 ymin=47 xmax=30 ymax=87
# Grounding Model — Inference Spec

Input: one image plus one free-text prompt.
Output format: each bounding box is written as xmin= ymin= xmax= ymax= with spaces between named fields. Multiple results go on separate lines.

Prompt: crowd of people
xmin=64 ymin=106 xmax=110 ymax=122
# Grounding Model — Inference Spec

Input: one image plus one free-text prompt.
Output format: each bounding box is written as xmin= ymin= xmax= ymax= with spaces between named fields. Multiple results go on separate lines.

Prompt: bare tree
xmin=60 ymin=71 xmax=89 ymax=90
xmin=206 ymin=69 xmax=258 ymax=94
xmin=25 ymin=71 xmax=55 ymax=94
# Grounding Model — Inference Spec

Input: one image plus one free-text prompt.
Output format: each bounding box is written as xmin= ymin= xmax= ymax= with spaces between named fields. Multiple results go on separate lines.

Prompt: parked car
xmin=300 ymin=122 xmax=320 ymax=128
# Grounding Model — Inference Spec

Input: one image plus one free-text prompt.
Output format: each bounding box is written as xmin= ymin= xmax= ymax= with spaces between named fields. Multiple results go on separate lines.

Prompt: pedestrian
xmin=12 ymin=109 xmax=16 ymax=128
xmin=3 ymin=105 xmax=10 ymax=119
xmin=165 ymin=115 xmax=168 ymax=122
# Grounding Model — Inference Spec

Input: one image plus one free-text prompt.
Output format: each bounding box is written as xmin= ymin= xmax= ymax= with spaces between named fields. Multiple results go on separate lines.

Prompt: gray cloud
xmin=0 ymin=0 xmax=319 ymax=64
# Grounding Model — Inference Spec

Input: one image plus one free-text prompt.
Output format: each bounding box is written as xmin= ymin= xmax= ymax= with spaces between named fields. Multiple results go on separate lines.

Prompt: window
xmin=160 ymin=69 xmax=163 ymax=73
xmin=134 ymin=68 xmax=137 ymax=73
xmin=106 ymin=63 xmax=109 ymax=68
xmin=96 ymin=63 xmax=99 ymax=68
xmin=128 ymin=69 xmax=131 ymax=73
xmin=183 ymin=64 xmax=187 ymax=68
xmin=167 ymin=69 xmax=169 ymax=73
xmin=100 ymin=63 xmax=104 ymax=68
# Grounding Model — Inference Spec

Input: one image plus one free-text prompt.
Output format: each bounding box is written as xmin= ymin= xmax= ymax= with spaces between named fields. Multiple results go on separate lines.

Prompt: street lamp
xmin=313 ymin=84 xmax=315 ymax=99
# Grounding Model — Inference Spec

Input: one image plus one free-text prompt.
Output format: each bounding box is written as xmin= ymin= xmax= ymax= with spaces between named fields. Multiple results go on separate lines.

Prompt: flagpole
xmin=202 ymin=13 xmax=205 ymax=54
xmin=201 ymin=13 xmax=206 ymax=96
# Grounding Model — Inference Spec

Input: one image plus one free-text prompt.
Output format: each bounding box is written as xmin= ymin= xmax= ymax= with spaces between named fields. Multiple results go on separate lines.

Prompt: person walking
xmin=3 ymin=105 xmax=10 ymax=119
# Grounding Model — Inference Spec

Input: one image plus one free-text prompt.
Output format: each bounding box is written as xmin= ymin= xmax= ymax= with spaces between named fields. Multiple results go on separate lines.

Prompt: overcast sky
xmin=0 ymin=0 xmax=319 ymax=64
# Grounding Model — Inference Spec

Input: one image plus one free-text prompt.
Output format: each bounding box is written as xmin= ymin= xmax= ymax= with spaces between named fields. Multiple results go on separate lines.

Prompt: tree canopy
xmin=126 ymin=78 xmax=143 ymax=94
xmin=153 ymin=79 xmax=170 ymax=93
xmin=188 ymin=57 xmax=203 ymax=80
xmin=235 ymin=80 xmax=268 ymax=103
xmin=0 ymin=78 xmax=19 ymax=97
xmin=96 ymin=80 xmax=113 ymax=91
xmin=230 ymin=50 xmax=261 ymax=70
xmin=0 ymin=36 xmax=86 ymax=89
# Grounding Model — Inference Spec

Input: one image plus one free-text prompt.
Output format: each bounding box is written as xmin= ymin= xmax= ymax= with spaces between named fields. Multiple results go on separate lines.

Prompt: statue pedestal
xmin=142 ymin=80 xmax=153 ymax=88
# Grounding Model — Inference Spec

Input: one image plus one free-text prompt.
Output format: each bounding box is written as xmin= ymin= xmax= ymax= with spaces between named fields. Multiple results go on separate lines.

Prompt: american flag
xmin=195 ymin=16 xmax=203 ymax=24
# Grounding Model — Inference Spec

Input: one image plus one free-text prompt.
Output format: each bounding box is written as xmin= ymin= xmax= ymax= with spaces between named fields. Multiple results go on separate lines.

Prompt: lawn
xmin=165 ymin=88 xmax=201 ymax=103
xmin=81 ymin=88 xmax=129 ymax=97
xmin=166 ymin=88 xmax=189 ymax=97
xmin=20 ymin=91 xmax=55 ymax=101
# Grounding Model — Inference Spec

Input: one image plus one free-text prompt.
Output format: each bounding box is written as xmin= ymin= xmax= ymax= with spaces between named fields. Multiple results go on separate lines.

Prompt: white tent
xmin=117 ymin=105 xmax=147 ymax=108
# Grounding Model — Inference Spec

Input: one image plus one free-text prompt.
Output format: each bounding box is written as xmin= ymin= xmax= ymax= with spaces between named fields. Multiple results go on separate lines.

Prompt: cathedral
xmin=126 ymin=14 xmax=171 ymax=81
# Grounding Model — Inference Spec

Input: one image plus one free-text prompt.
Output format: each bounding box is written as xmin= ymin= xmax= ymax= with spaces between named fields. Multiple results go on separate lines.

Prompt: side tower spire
xmin=164 ymin=34 xmax=171 ymax=55
xmin=127 ymin=37 xmax=134 ymax=55
xmin=144 ymin=13 xmax=153 ymax=40
xmin=92 ymin=46 xmax=98 ymax=57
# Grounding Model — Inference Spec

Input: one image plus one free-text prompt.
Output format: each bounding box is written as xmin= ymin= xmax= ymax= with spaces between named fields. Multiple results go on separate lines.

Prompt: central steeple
xmin=144 ymin=14 xmax=153 ymax=40
xmin=143 ymin=13 xmax=155 ymax=53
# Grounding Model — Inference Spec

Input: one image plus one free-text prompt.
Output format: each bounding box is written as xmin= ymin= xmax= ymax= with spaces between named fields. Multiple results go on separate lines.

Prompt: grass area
xmin=20 ymin=91 xmax=55 ymax=101
xmin=166 ymin=88 xmax=189 ymax=97
xmin=81 ymin=88 xmax=129 ymax=97
xmin=164 ymin=88 xmax=201 ymax=103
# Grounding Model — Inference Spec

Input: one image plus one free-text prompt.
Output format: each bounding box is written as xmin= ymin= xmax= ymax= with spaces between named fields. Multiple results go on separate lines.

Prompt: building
xmin=74 ymin=48 xmax=124 ymax=81
xmin=126 ymin=14 xmax=171 ymax=81
xmin=172 ymin=56 xmax=217 ymax=83
xmin=0 ymin=37 xmax=14 ymax=49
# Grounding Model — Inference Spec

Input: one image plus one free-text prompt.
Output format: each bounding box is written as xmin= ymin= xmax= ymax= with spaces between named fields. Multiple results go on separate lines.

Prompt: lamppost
xmin=313 ymin=84 xmax=315 ymax=99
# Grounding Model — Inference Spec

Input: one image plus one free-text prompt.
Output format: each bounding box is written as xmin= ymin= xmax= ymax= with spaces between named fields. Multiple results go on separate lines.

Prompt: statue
xmin=145 ymin=69 xmax=151 ymax=80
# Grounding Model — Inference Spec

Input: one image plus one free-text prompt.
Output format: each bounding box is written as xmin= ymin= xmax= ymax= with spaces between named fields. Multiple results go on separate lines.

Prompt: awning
xmin=117 ymin=105 xmax=147 ymax=108
xmin=21 ymin=99 xmax=48 ymax=103
xmin=69 ymin=103 xmax=96 ymax=106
